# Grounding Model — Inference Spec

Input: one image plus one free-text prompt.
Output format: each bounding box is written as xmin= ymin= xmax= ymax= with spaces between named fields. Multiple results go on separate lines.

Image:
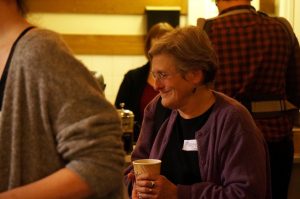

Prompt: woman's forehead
xmin=151 ymin=54 xmax=178 ymax=71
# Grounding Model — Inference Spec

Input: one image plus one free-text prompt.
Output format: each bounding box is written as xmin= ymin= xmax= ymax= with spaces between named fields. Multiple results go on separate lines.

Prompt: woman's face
xmin=151 ymin=53 xmax=201 ymax=110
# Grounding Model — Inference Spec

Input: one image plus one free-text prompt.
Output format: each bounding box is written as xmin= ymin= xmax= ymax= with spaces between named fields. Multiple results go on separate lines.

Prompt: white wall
xmin=28 ymin=13 xmax=187 ymax=104
xmin=187 ymin=0 xmax=218 ymax=25
xmin=278 ymin=0 xmax=300 ymax=39
xmin=278 ymin=0 xmax=300 ymax=49
xmin=28 ymin=14 xmax=147 ymax=103
xmin=29 ymin=0 xmax=300 ymax=104
xmin=295 ymin=0 xmax=300 ymax=39
xmin=278 ymin=0 xmax=294 ymax=25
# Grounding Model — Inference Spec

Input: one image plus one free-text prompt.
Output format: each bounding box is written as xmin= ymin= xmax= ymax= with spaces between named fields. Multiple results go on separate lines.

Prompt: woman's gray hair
xmin=149 ymin=26 xmax=218 ymax=85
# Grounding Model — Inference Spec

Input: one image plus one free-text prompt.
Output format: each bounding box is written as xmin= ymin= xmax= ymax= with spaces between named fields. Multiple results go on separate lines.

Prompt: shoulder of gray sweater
xmin=12 ymin=28 xmax=87 ymax=75
xmin=15 ymin=28 xmax=73 ymax=60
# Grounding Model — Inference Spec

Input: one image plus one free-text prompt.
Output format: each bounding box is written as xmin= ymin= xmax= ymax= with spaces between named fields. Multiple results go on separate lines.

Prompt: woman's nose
xmin=153 ymin=79 xmax=163 ymax=91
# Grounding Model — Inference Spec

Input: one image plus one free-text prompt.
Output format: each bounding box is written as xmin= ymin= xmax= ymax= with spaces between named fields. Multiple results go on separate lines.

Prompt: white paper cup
xmin=132 ymin=159 xmax=161 ymax=176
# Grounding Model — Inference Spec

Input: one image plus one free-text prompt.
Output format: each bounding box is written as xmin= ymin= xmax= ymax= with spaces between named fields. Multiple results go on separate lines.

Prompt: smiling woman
xmin=124 ymin=26 xmax=271 ymax=199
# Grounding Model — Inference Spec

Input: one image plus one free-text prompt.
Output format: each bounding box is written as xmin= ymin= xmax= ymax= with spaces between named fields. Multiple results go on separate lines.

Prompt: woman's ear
xmin=187 ymin=70 xmax=204 ymax=85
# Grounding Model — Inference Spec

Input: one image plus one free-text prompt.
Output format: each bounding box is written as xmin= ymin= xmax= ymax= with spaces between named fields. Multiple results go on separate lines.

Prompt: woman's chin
xmin=161 ymin=98 xmax=175 ymax=109
xmin=161 ymin=92 xmax=176 ymax=107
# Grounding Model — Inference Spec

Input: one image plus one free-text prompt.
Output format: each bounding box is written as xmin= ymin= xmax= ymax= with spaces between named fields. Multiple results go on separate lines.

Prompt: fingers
xmin=137 ymin=191 xmax=156 ymax=199
xmin=127 ymin=172 xmax=136 ymax=181
xmin=134 ymin=174 xmax=160 ymax=198
xmin=135 ymin=179 xmax=156 ymax=188
xmin=135 ymin=179 xmax=158 ymax=198
xmin=136 ymin=181 xmax=155 ymax=191
xmin=136 ymin=189 xmax=158 ymax=199
xmin=136 ymin=186 xmax=154 ymax=193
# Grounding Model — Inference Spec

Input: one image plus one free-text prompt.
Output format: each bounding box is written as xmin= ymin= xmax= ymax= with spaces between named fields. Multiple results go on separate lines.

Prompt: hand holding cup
xmin=132 ymin=159 xmax=161 ymax=198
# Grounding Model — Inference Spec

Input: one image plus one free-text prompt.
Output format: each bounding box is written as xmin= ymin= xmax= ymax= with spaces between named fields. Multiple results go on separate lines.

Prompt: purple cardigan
xmin=125 ymin=91 xmax=271 ymax=199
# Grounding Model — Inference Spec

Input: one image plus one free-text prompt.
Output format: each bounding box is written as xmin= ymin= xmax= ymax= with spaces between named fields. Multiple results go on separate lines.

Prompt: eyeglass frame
xmin=150 ymin=71 xmax=182 ymax=81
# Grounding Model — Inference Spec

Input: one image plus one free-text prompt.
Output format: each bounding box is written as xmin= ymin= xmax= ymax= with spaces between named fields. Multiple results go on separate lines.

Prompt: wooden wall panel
xmin=27 ymin=0 xmax=187 ymax=15
xmin=27 ymin=0 xmax=186 ymax=55
xmin=62 ymin=34 xmax=145 ymax=55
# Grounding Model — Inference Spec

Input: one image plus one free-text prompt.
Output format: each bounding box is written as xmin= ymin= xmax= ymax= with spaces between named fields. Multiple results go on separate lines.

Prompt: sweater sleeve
xmin=56 ymin=99 xmax=125 ymax=198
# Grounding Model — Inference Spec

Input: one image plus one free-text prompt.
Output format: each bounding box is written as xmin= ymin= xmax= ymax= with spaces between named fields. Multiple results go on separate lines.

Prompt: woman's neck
xmin=0 ymin=7 xmax=31 ymax=77
xmin=0 ymin=0 xmax=31 ymax=45
xmin=178 ymin=88 xmax=215 ymax=119
xmin=0 ymin=17 xmax=30 ymax=44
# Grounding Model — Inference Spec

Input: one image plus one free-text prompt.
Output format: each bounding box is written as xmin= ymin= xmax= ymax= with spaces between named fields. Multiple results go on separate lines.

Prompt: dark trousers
xmin=268 ymin=136 xmax=294 ymax=199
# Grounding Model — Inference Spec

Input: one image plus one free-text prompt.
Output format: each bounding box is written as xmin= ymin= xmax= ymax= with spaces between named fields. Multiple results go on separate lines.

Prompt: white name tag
xmin=182 ymin=139 xmax=198 ymax=151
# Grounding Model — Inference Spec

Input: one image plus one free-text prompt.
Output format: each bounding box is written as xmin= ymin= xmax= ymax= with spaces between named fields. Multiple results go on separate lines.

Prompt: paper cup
xmin=132 ymin=159 xmax=161 ymax=176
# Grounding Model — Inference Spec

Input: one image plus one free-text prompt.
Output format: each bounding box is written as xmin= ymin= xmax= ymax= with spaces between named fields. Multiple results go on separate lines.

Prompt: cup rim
xmin=132 ymin=159 xmax=161 ymax=165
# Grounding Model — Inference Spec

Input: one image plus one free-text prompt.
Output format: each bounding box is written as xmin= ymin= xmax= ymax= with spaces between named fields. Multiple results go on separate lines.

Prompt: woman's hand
xmin=127 ymin=171 xmax=136 ymax=182
xmin=134 ymin=173 xmax=178 ymax=199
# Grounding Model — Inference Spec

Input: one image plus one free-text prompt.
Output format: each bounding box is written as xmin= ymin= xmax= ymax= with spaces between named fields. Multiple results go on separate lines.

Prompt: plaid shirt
xmin=205 ymin=5 xmax=300 ymax=141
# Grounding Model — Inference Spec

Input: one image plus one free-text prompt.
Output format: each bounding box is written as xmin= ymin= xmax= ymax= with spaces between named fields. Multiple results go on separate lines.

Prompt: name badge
xmin=182 ymin=139 xmax=198 ymax=151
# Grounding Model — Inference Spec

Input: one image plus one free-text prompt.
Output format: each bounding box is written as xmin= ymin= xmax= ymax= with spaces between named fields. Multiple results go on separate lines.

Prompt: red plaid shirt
xmin=205 ymin=5 xmax=300 ymax=141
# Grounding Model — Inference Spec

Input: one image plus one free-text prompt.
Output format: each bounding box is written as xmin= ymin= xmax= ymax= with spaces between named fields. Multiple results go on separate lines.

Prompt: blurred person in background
xmin=115 ymin=22 xmax=174 ymax=142
xmin=200 ymin=0 xmax=300 ymax=198
xmin=0 ymin=0 xmax=125 ymax=198
xmin=124 ymin=26 xmax=270 ymax=199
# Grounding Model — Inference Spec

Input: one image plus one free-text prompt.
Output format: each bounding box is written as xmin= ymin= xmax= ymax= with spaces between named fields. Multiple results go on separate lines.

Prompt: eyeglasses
xmin=151 ymin=71 xmax=179 ymax=81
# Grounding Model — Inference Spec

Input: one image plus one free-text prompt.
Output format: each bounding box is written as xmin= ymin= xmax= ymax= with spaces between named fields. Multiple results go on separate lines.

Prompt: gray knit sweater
xmin=0 ymin=28 xmax=125 ymax=198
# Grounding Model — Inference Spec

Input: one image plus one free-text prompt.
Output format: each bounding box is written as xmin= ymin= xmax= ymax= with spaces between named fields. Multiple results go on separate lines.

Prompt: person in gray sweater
xmin=0 ymin=0 xmax=125 ymax=198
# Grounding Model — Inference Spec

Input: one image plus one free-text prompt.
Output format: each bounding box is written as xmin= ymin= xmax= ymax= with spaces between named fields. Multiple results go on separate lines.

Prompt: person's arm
xmin=0 ymin=168 xmax=92 ymax=199
xmin=115 ymin=72 xmax=134 ymax=109
xmin=284 ymin=20 xmax=300 ymax=107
